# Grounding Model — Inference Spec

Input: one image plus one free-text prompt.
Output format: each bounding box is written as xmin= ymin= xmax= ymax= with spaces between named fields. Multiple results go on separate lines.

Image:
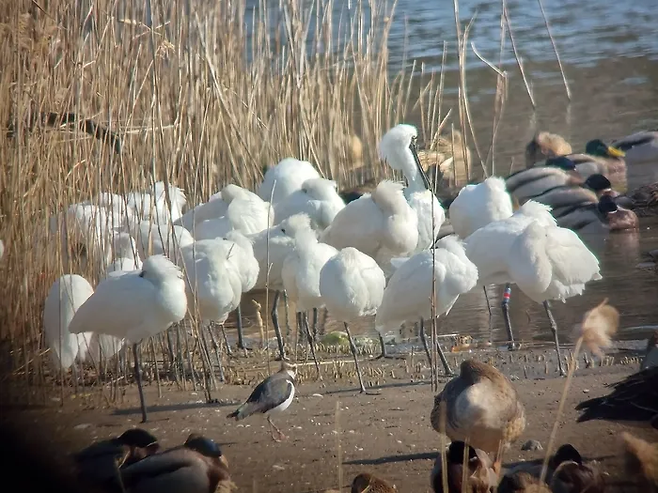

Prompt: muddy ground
xmin=1 ymin=343 xmax=656 ymax=493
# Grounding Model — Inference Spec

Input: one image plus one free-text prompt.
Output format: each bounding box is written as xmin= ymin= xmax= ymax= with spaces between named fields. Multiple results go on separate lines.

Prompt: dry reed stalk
xmin=502 ymin=0 xmax=536 ymax=109
xmin=539 ymin=299 xmax=619 ymax=484
xmin=536 ymin=0 xmax=571 ymax=101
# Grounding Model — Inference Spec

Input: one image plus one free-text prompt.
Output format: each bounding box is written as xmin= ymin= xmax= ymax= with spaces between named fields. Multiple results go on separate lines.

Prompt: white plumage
xmin=179 ymin=238 xmax=245 ymax=325
xmin=175 ymin=191 xmax=228 ymax=232
xmin=282 ymin=225 xmax=338 ymax=312
xmin=378 ymin=124 xmax=445 ymax=252
xmin=68 ymin=254 xmax=188 ymax=422
xmin=132 ymin=220 xmax=194 ymax=260
xmin=43 ymin=275 xmax=95 ymax=369
xmin=191 ymin=192 xmax=273 ymax=240
xmin=274 ymin=178 xmax=345 ymax=231
xmin=258 ymin=158 xmax=321 ymax=206
xmin=319 ymin=247 xmax=386 ymax=392
xmin=321 ymin=180 xmax=419 ymax=273
xmin=448 ymin=176 xmax=514 ymax=239
xmin=126 ymin=181 xmax=187 ymax=224
xmin=69 ymin=255 xmax=188 ymax=343
xmin=105 ymin=232 xmax=142 ymax=276
xmin=464 ymin=200 xmax=602 ymax=375
xmin=376 ymin=235 xmax=479 ymax=335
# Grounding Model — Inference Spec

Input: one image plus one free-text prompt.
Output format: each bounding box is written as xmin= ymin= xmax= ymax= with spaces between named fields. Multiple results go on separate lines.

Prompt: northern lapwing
xmin=119 ymin=433 xmax=233 ymax=493
xmin=74 ymin=428 xmax=160 ymax=491
xmin=430 ymin=360 xmax=526 ymax=463
xmin=227 ymin=361 xmax=297 ymax=441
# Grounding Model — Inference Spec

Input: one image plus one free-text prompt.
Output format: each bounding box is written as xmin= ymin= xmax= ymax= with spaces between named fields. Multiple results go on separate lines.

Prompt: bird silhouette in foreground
xmin=74 ymin=428 xmax=160 ymax=492
xmin=119 ymin=433 xmax=232 ymax=493
xmin=227 ymin=362 xmax=297 ymax=441
xmin=430 ymin=440 xmax=499 ymax=493
xmin=430 ymin=359 xmax=526 ymax=464
xmin=351 ymin=472 xmax=397 ymax=493
xmin=575 ymin=366 xmax=658 ymax=426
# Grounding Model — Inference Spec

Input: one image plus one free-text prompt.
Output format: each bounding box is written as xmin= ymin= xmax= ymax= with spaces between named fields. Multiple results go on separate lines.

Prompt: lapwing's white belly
xmin=267 ymin=381 xmax=295 ymax=416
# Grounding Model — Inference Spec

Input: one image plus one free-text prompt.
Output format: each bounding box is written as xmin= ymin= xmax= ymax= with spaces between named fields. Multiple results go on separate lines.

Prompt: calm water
xmin=234 ymin=0 xmax=658 ymax=348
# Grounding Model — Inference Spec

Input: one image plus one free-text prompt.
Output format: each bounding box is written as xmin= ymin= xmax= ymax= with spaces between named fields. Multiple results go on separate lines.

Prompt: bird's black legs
xmin=132 ymin=343 xmax=148 ymax=423
xmin=419 ymin=318 xmax=432 ymax=367
xmin=312 ymin=307 xmax=319 ymax=343
xmin=375 ymin=333 xmax=405 ymax=360
xmin=344 ymin=323 xmax=376 ymax=394
xmin=219 ymin=323 xmax=233 ymax=357
xmin=543 ymin=300 xmax=566 ymax=377
xmin=267 ymin=416 xmax=286 ymax=442
xmin=501 ymin=283 xmax=520 ymax=350
xmin=236 ymin=303 xmax=246 ymax=350
xmin=434 ymin=319 xmax=454 ymax=377
xmin=282 ymin=290 xmax=292 ymax=338
xmin=302 ymin=312 xmax=321 ymax=378
xmin=270 ymin=290 xmax=287 ymax=360
xmin=483 ymin=286 xmax=494 ymax=342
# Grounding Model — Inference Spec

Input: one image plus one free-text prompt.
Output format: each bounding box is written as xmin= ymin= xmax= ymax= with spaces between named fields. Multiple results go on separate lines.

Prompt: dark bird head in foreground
xmin=431 ymin=440 xmax=499 ymax=493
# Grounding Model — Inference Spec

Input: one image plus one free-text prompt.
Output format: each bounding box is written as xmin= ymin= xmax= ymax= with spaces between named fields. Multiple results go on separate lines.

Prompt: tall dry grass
xmin=0 ymin=0 xmax=458 ymax=382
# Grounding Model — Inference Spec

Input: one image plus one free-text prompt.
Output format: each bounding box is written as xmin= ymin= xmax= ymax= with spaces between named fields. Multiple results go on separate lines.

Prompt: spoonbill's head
xmin=378 ymin=124 xmax=431 ymax=191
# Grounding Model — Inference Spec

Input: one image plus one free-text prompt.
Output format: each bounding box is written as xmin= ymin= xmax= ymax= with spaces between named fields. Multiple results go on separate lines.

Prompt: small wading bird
xmin=119 ymin=433 xmax=232 ymax=493
xmin=227 ymin=362 xmax=297 ymax=441
xmin=69 ymin=254 xmax=188 ymax=423
xmin=431 ymin=359 xmax=526 ymax=466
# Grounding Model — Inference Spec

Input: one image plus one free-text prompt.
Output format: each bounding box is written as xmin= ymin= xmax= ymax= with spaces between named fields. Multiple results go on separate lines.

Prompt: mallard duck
xmin=576 ymin=366 xmax=658 ymax=425
xmin=611 ymin=130 xmax=658 ymax=166
xmin=74 ymin=428 xmax=160 ymax=491
xmin=351 ymin=472 xmax=397 ymax=492
xmin=501 ymin=444 xmax=604 ymax=493
xmin=337 ymin=178 xmax=377 ymax=204
xmin=430 ymin=360 xmax=526 ymax=459
xmin=119 ymin=433 xmax=232 ymax=493
xmin=641 ymin=331 xmax=658 ymax=371
xmin=585 ymin=173 xmax=658 ymax=216
xmin=506 ymin=157 xmax=584 ymax=205
xmin=430 ymin=440 xmax=499 ymax=493
xmin=525 ymin=132 xmax=626 ymax=185
xmin=497 ymin=471 xmax=552 ymax=493
xmin=620 ymin=432 xmax=658 ymax=492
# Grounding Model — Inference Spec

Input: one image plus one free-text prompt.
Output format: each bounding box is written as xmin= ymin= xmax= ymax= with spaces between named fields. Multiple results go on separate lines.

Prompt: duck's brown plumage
xmin=497 ymin=471 xmax=552 ymax=493
xmin=431 ymin=360 xmax=526 ymax=456
xmin=350 ymin=472 xmax=396 ymax=493
xmin=620 ymin=432 xmax=658 ymax=492
xmin=430 ymin=441 xmax=499 ymax=493
xmin=576 ymin=366 xmax=658 ymax=425
xmin=549 ymin=444 xmax=606 ymax=493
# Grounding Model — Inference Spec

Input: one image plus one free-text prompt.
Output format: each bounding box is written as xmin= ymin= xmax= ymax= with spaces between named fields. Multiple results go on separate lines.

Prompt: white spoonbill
xmin=448 ymin=175 xmax=514 ymax=335
xmin=68 ymin=254 xmax=188 ymax=422
xmin=126 ymin=181 xmax=187 ymax=224
xmin=105 ymin=232 xmax=142 ymax=276
xmin=43 ymin=274 xmax=95 ymax=370
xmin=250 ymin=214 xmax=312 ymax=360
xmin=319 ymin=247 xmax=386 ymax=393
xmin=274 ymin=178 xmax=345 ymax=231
xmin=378 ymin=124 xmax=445 ymax=252
xmin=321 ymin=180 xmax=418 ymax=275
xmin=375 ymin=235 xmax=479 ymax=374
xmin=191 ymin=190 xmax=273 ymax=240
xmin=132 ymin=220 xmax=193 ymax=260
xmin=259 ymin=158 xmax=321 ymax=207
xmin=464 ymin=201 xmax=602 ymax=375
xmin=282 ymin=218 xmax=338 ymax=374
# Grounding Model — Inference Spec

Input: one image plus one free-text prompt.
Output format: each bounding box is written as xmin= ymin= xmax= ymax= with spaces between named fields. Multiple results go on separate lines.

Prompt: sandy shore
xmin=1 ymin=344 xmax=656 ymax=492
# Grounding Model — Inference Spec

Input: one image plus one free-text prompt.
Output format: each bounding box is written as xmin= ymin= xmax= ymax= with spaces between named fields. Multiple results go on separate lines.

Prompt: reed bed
xmin=0 ymin=0 xmax=468 ymax=388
